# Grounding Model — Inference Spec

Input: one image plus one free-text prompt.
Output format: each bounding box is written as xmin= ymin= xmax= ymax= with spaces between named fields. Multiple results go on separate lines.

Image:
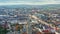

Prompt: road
xmin=7 ymin=31 xmax=20 ymax=34
xmin=29 ymin=15 xmax=60 ymax=34
xmin=7 ymin=14 xmax=60 ymax=34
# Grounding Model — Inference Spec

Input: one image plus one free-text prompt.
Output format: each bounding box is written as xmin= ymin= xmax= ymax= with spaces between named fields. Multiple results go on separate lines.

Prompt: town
xmin=0 ymin=6 xmax=60 ymax=34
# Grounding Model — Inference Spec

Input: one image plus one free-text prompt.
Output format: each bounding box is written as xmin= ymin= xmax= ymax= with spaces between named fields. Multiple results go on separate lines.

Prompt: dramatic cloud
xmin=0 ymin=0 xmax=60 ymax=5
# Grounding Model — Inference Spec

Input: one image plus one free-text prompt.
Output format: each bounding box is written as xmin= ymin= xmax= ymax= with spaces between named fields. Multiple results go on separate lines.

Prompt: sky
xmin=0 ymin=0 xmax=60 ymax=5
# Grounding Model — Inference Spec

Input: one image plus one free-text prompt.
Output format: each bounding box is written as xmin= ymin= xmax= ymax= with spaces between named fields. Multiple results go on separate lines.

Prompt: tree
xmin=0 ymin=26 xmax=9 ymax=34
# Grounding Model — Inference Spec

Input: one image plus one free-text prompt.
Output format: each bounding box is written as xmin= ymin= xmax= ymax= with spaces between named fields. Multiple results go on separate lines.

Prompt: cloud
xmin=0 ymin=0 xmax=60 ymax=5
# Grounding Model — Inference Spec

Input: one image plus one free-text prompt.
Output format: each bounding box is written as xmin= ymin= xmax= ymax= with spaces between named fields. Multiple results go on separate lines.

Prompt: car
xmin=34 ymin=24 xmax=56 ymax=34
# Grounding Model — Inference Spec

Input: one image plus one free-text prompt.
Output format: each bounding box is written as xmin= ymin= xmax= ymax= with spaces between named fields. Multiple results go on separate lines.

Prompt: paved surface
xmin=7 ymin=15 xmax=60 ymax=34
xmin=30 ymin=15 xmax=60 ymax=34
xmin=7 ymin=31 xmax=20 ymax=34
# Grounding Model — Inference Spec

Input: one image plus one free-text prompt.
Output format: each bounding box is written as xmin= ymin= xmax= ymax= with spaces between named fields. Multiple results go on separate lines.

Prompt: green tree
xmin=0 ymin=26 xmax=9 ymax=34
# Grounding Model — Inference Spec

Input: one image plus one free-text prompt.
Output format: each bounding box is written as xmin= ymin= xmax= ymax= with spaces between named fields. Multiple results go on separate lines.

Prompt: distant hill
xmin=0 ymin=4 xmax=60 ymax=15
xmin=0 ymin=4 xmax=60 ymax=9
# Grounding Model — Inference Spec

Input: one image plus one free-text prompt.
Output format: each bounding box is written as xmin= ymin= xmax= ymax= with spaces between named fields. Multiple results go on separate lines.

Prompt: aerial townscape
xmin=0 ymin=4 xmax=60 ymax=34
xmin=0 ymin=0 xmax=60 ymax=34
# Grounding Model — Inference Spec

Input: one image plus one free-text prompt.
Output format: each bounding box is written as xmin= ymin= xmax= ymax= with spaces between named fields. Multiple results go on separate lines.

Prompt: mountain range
xmin=0 ymin=4 xmax=60 ymax=9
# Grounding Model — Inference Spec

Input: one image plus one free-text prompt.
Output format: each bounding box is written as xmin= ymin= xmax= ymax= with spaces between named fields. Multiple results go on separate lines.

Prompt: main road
xmin=29 ymin=14 xmax=59 ymax=34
